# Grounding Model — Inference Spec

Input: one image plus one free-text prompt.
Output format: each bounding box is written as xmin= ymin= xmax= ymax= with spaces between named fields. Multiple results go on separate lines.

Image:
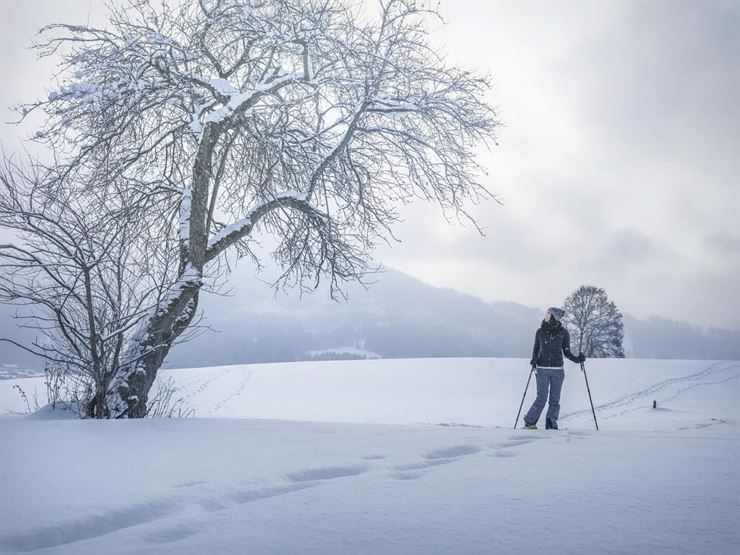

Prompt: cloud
xmin=703 ymin=232 xmax=740 ymax=256
xmin=582 ymin=228 xmax=661 ymax=274
xmin=376 ymin=0 xmax=740 ymax=329
xmin=0 ymin=0 xmax=738 ymax=329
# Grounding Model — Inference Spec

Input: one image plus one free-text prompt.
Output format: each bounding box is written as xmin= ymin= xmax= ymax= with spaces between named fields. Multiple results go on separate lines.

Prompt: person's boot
xmin=546 ymin=417 xmax=558 ymax=430
xmin=523 ymin=421 xmax=537 ymax=430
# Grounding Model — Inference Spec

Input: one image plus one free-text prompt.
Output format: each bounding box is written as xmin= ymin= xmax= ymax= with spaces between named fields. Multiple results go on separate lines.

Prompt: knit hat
xmin=547 ymin=307 xmax=565 ymax=321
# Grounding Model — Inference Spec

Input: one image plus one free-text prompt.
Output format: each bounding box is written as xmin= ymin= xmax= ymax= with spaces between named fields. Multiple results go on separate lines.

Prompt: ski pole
xmin=580 ymin=361 xmax=599 ymax=431
xmin=514 ymin=366 xmax=535 ymax=429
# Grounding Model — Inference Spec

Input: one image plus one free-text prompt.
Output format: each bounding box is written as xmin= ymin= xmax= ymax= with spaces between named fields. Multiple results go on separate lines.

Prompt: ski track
xmin=168 ymin=366 xmax=252 ymax=416
xmin=167 ymin=362 xmax=739 ymax=426
xmin=596 ymin=372 xmax=740 ymax=424
xmin=0 ymin=434 xmax=551 ymax=553
xmin=178 ymin=367 xmax=234 ymax=404
xmin=207 ymin=369 xmax=253 ymax=415
xmin=561 ymin=361 xmax=740 ymax=422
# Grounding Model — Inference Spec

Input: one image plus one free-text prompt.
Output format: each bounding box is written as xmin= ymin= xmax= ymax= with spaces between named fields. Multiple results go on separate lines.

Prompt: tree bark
xmin=107 ymin=284 xmax=200 ymax=417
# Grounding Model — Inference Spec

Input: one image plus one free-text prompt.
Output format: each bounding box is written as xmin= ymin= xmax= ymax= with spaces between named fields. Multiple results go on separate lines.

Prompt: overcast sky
xmin=1 ymin=0 xmax=739 ymax=329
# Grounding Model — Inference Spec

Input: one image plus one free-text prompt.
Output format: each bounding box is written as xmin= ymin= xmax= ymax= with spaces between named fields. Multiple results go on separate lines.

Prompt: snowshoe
xmin=523 ymin=422 xmax=537 ymax=430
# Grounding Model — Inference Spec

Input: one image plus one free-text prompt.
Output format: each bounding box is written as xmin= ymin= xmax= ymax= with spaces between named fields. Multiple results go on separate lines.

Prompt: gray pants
xmin=524 ymin=367 xmax=565 ymax=425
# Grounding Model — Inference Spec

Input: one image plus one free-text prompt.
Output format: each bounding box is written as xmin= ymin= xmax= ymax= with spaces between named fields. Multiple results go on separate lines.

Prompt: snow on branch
xmin=7 ymin=0 xmax=498 ymax=418
xmin=201 ymin=71 xmax=311 ymax=127
xmin=206 ymin=190 xmax=320 ymax=261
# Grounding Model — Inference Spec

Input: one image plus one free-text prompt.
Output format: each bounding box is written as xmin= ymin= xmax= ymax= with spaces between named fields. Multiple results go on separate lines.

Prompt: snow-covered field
xmin=1 ymin=358 xmax=738 ymax=554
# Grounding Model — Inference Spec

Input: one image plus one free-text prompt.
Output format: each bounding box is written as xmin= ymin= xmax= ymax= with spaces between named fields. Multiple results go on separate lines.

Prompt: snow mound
xmin=27 ymin=402 xmax=82 ymax=420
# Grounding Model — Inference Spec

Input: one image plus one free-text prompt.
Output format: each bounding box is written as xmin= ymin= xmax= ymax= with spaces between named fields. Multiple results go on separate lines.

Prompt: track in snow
xmin=561 ymin=361 xmax=740 ymax=422
xmin=0 ymin=431 xmax=551 ymax=553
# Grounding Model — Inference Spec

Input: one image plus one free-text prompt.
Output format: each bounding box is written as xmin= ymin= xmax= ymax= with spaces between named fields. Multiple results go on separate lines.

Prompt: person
xmin=522 ymin=307 xmax=585 ymax=430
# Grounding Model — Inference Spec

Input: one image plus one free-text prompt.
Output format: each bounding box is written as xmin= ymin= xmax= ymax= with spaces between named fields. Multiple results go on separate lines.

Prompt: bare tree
xmin=562 ymin=285 xmax=625 ymax=358
xmin=11 ymin=0 xmax=498 ymax=417
xmin=0 ymin=161 xmax=179 ymax=417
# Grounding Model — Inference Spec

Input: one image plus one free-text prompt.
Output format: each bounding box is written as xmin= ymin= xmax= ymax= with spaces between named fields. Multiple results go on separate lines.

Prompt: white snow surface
xmin=0 ymin=357 xmax=738 ymax=554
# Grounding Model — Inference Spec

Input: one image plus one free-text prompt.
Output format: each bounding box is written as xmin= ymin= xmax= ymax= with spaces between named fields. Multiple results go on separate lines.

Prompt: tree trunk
xmin=106 ymin=285 xmax=200 ymax=418
xmin=107 ymin=122 xmax=214 ymax=418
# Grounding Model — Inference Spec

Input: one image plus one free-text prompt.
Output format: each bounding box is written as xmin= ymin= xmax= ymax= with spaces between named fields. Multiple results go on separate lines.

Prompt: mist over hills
xmin=164 ymin=267 xmax=740 ymax=367
xmin=164 ymin=269 xmax=541 ymax=367
xmin=1 ymin=267 xmax=739 ymax=372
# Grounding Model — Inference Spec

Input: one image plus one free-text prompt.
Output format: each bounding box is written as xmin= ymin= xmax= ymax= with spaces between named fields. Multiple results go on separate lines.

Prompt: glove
xmin=529 ymin=359 xmax=536 ymax=368
xmin=577 ymin=353 xmax=586 ymax=363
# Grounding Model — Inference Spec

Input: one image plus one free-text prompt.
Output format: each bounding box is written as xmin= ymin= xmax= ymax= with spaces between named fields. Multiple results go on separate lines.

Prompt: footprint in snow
xmin=0 ymin=498 xmax=176 ymax=553
xmin=680 ymin=418 xmax=730 ymax=430
xmin=174 ymin=480 xmax=207 ymax=488
xmin=423 ymin=444 xmax=482 ymax=460
xmin=394 ymin=459 xmax=455 ymax=471
xmin=362 ymin=454 xmax=388 ymax=460
xmin=232 ymin=483 xmax=315 ymax=504
xmin=391 ymin=471 xmax=424 ymax=481
xmin=490 ymin=439 xmax=532 ymax=449
xmin=193 ymin=483 xmax=314 ymax=513
xmin=197 ymin=496 xmax=229 ymax=512
xmin=507 ymin=434 xmax=547 ymax=441
xmin=390 ymin=445 xmax=483 ymax=479
xmin=144 ymin=523 xmax=199 ymax=544
xmin=488 ymin=451 xmax=516 ymax=458
xmin=285 ymin=465 xmax=369 ymax=483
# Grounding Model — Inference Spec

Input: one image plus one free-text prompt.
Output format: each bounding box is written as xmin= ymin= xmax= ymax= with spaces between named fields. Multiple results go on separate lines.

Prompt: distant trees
xmin=1 ymin=0 xmax=498 ymax=417
xmin=563 ymin=286 xmax=625 ymax=358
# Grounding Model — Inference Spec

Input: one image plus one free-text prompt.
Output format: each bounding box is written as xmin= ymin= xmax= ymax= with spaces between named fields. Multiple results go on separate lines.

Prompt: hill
xmin=2 ymin=267 xmax=740 ymax=373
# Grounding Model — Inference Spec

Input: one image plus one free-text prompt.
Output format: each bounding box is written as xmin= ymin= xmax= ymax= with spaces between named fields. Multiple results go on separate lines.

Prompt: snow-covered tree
xmin=0 ymin=161 xmax=180 ymax=417
xmin=562 ymin=285 xmax=625 ymax=358
xmin=10 ymin=0 xmax=498 ymax=417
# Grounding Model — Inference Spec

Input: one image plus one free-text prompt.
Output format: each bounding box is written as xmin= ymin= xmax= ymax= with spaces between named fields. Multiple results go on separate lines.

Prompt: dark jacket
xmin=530 ymin=319 xmax=580 ymax=368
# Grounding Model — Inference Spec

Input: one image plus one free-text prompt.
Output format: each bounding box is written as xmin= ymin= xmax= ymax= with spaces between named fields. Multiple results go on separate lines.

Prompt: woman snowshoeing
xmin=523 ymin=307 xmax=585 ymax=430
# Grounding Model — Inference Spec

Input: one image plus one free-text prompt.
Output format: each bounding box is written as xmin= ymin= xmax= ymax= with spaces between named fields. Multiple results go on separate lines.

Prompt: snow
xmin=48 ymin=83 xmax=99 ymax=102
xmin=148 ymin=265 xmax=201 ymax=320
xmin=25 ymin=401 xmax=81 ymax=420
xmin=0 ymin=358 xmax=738 ymax=554
xmin=207 ymin=78 xmax=238 ymax=96
xmin=201 ymin=73 xmax=302 ymax=126
xmin=188 ymin=109 xmax=202 ymax=137
xmin=206 ymin=190 xmax=311 ymax=251
xmin=206 ymin=216 xmax=253 ymax=250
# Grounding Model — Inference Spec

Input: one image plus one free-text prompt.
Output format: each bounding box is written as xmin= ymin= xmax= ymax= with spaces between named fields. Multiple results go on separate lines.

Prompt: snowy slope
xmin=0 ymin=358 xmax=738 ymax=554
xmin=3 ymin=358 xmax=737 ymax=429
